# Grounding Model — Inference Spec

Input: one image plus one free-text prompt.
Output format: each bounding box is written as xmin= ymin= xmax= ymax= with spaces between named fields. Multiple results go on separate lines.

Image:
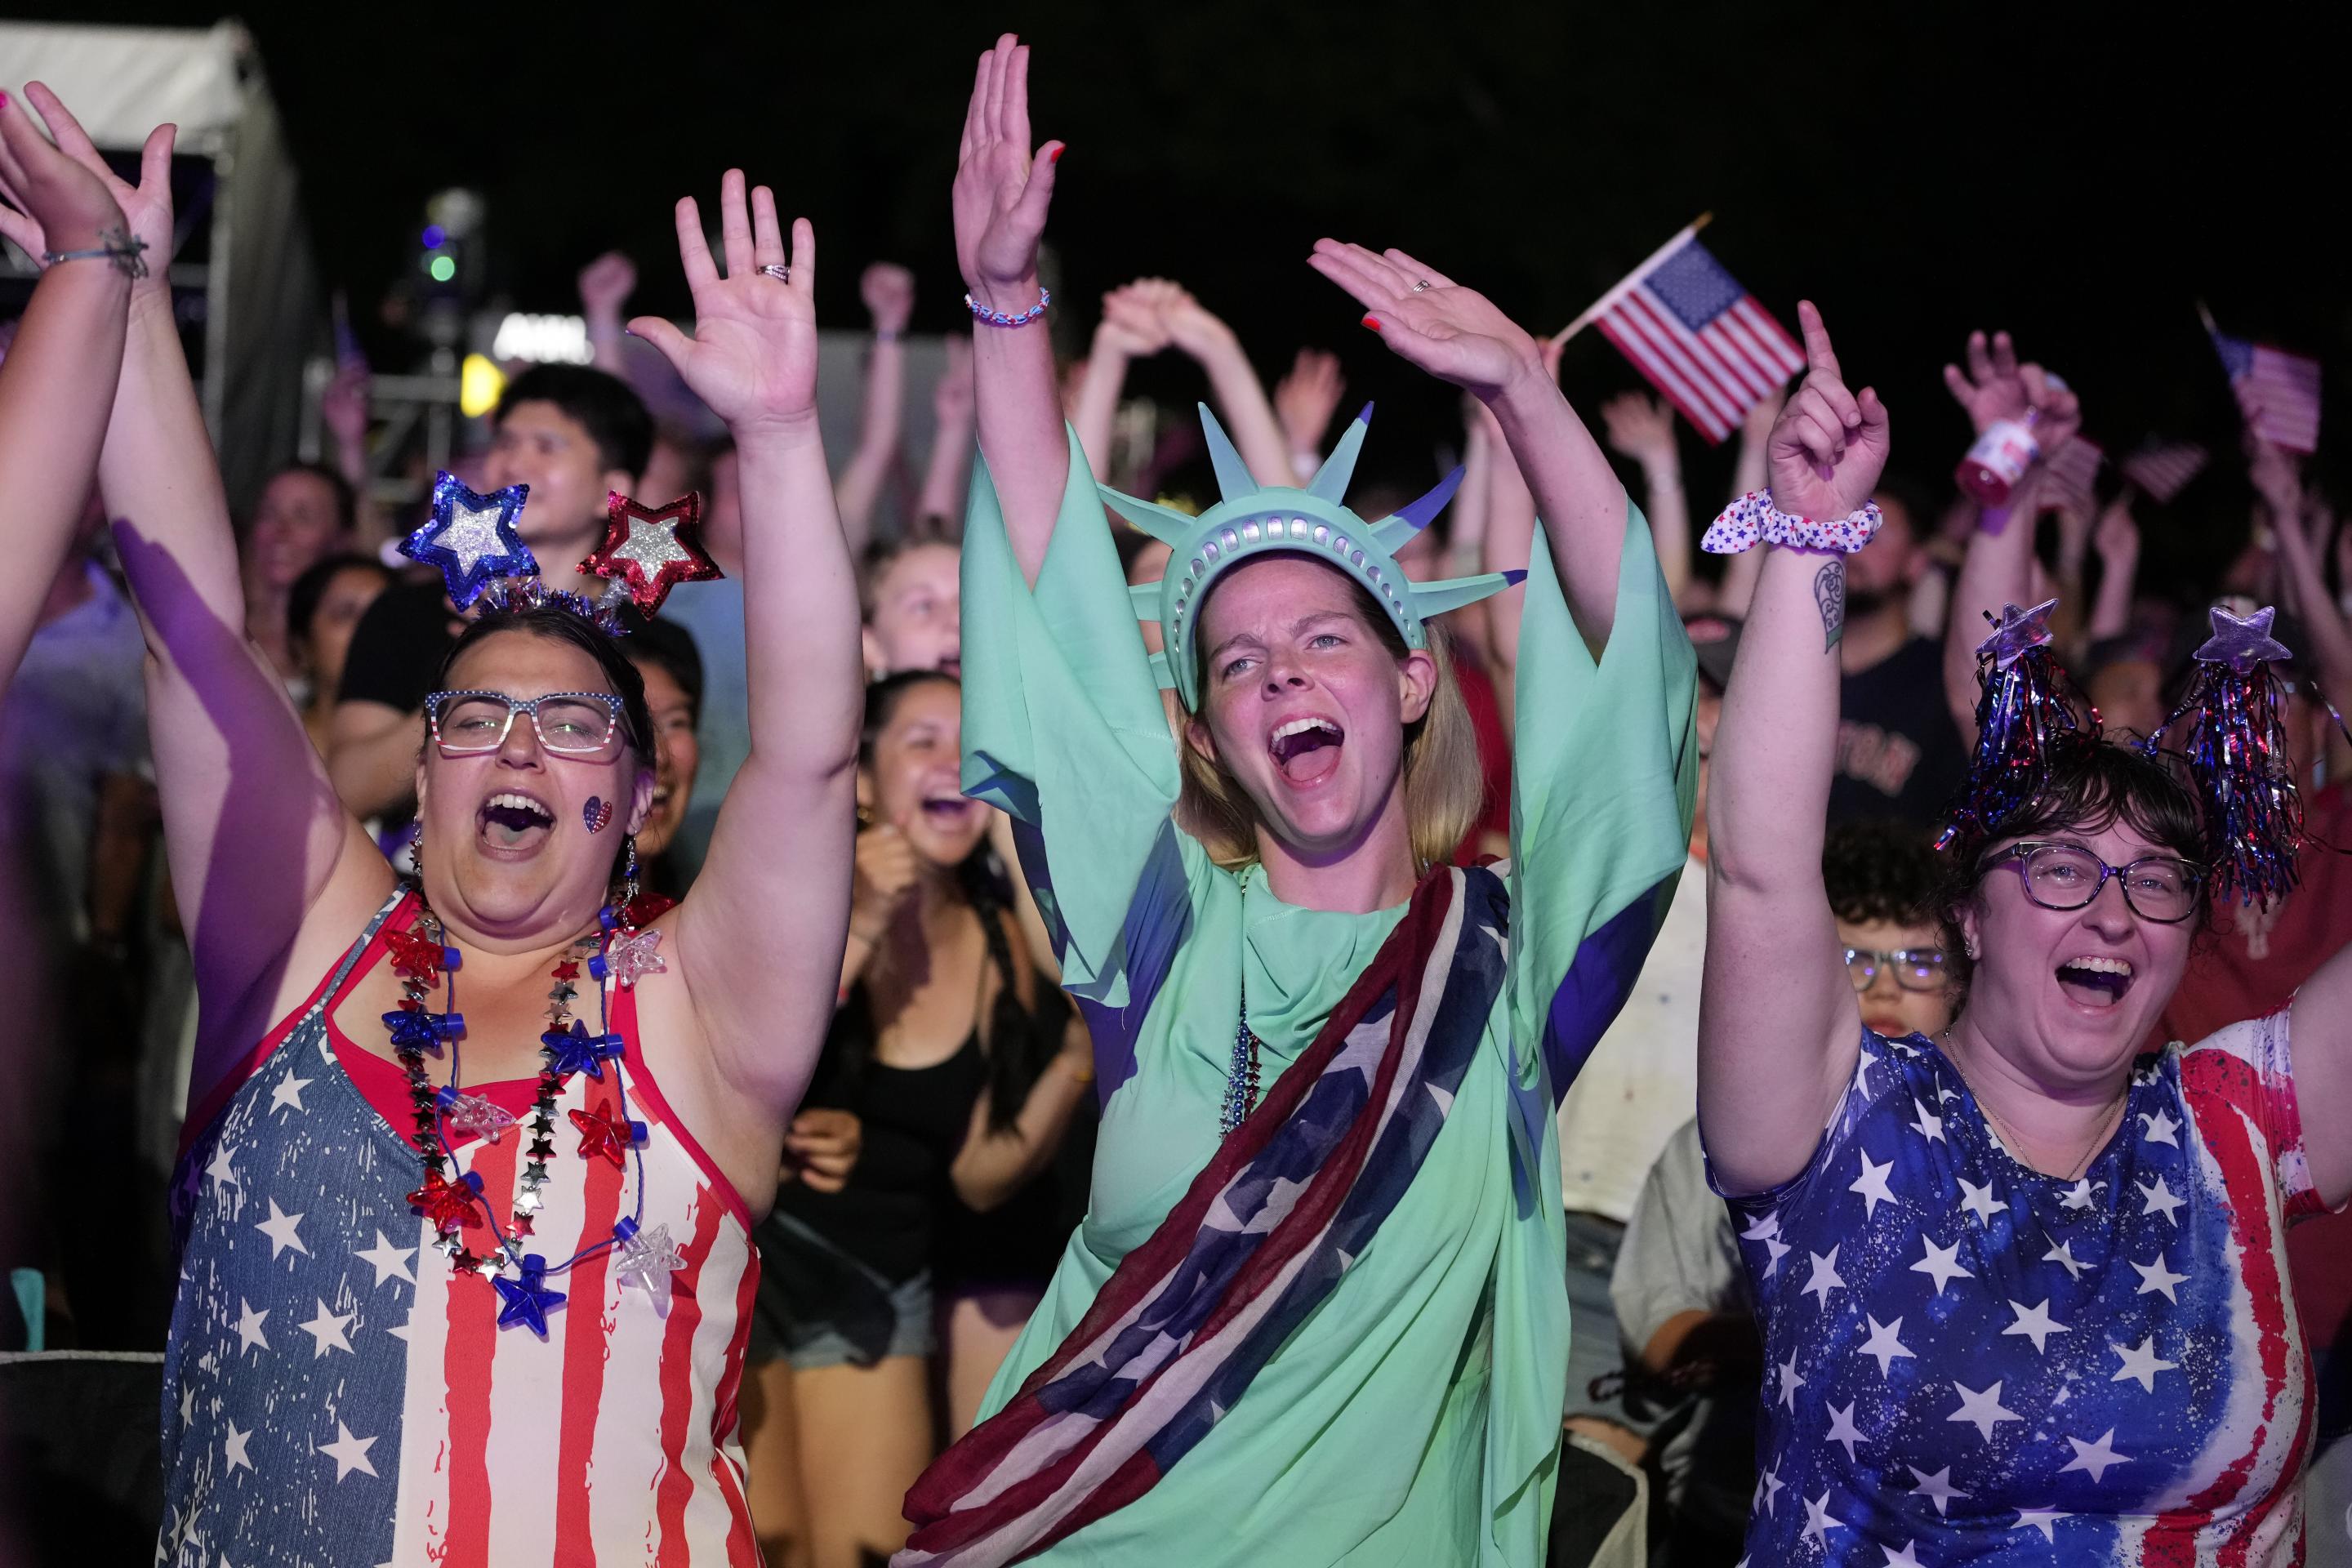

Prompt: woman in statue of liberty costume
xmin=895 ymin=36 xmax=1699 ymax=1567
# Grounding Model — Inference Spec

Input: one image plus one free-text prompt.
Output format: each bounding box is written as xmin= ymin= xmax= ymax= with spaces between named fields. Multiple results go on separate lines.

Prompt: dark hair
xmin=1823 ymin=819 xmax=1943 ymax=929
xmin=496 ymin=364 xmax=654 ymax=481
xmin=430 ymin=607 xmax=655 ymax=762
xmin=857 ymin=527 xmax=962 ymax=621
xmin=1935 ymin=739 xmax=2208 ymax=1000
xmin=852 ymin=670 xmax=1064 ymax=1132
xmin=1869 ymin=472 xmax=1937 ymax=540
xmin=265 ymin=461 xmax=359 ymax=534
xmin=287 ymin=551 xmax=392 ymax=648
xmin=625 ymin=617 xmax=705 ymax=728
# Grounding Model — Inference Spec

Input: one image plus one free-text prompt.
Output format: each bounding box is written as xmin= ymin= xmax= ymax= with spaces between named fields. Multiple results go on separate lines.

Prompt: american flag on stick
xmin=2041 ymin=435 xmax=2104 ymax=516
xmin=2203 ymin=307 xmax=2322 ymax=453
xmin=2119 ymin=440 xmax=2208 ymax=503
xmin=1558 ymin=218 xmax=1804 ymax=443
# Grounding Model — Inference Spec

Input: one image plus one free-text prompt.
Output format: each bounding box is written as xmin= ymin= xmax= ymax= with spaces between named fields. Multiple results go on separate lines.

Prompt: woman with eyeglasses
xmin=1699 ymin=306 xmax=2350 ymax=1563
xmin=55 ymin=116 xmax=862 ymax=1564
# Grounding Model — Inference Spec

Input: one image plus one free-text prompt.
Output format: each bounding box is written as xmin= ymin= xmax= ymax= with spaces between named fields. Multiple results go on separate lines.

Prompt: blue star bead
xmin=2194 ymin=604 xmax=2293 ymax=675
xmin=401 ymin=472 xmax=537 ymax=609
xmin=541 ymin=1018 xmax=626 ymax=1080
xmin=1976 ymin=598 xmax=2060 ymax=668
xmin=492 ymin=1254 xmax=568 ymax=1336
xmin=385 ymin=1009 xmax=448 ymax=1054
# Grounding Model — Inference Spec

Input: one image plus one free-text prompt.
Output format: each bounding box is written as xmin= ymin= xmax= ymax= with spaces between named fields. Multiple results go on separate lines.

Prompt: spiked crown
xmin=1109 ymin=403 xmax=1523 ymax=710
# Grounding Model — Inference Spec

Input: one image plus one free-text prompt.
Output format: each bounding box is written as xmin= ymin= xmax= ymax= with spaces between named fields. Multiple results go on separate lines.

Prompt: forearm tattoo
xmin=1814 ymin=558 xmax=1846 ymax=652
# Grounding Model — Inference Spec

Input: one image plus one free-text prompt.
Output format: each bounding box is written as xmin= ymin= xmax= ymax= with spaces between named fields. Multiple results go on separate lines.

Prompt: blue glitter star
xmin=1976 ymin=598 xmax=2060 ymax=668
xmin=493 ymin=1254 xmax=568 ymax=1336
xmin=541 ymin=1018 xmax=625 ymax=1080
xmin=401 ymin=472 xmax=536 ymax=609
xmin=2194 ymin=604 xmax=2293 ymax=675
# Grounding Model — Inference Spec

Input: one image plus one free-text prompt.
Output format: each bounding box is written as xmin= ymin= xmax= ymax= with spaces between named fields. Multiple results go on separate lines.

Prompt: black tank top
xmin=768 ymin=987 xmax=987 ymax=1283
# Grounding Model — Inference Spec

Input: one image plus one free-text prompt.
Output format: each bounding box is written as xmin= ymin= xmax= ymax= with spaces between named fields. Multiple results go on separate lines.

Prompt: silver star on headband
xmin=2193 ymin=604 xmax=2293 ymax=675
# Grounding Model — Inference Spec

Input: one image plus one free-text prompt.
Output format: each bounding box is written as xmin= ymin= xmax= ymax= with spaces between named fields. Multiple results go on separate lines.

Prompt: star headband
xmin=400 ymin=474 xmax=722 ymax=631
xmin=1106 ymin=403 xmax=1522 ymax=710
xmin=1939 ymin=597 xmax=2306 ymax=906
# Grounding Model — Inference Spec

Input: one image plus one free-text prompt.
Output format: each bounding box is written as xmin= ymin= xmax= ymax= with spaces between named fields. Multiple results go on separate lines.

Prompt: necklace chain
xmin=1941 ymin=1029 xmax=2130 ymax=1183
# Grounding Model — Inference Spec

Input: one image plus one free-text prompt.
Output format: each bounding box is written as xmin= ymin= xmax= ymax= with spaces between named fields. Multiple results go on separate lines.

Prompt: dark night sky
xmin=31 ymin=2 xmax=2352 ymax=592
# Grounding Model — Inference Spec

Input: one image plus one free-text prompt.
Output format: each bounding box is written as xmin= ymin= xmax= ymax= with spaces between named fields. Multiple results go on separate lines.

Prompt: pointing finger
xmin=1797 ymin=301 xmax=1842 ymax=383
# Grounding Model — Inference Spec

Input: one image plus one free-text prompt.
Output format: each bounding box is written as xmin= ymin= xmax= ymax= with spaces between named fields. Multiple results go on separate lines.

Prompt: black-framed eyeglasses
xmin=424 ymin=690 xmax=626 ymax=758
xmin=1980 ymin=840 xmax=2204 ymax=924
xmin=1845 ymin=947 xmax=1948 ymax=993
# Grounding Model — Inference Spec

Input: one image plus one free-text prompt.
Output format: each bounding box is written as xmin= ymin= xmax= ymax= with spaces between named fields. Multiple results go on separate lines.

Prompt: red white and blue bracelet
xmin=1701 ymin=490 xmax=1885 ymax=555
xmin=964 ymin=287 xmax=1052 ymax=328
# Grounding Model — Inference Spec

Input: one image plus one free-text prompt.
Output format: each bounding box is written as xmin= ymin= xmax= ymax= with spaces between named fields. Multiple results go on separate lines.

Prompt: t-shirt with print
xmin=1830 ymin=636 xmax=1968 ymax=829
xmin=1713 ymin=1018 xmax=2332 ymax=1565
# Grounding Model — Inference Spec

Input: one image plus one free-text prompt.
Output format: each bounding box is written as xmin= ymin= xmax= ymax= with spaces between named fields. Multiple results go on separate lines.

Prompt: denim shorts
xmin=748 ymin=1208 xmax=936 ymax=1371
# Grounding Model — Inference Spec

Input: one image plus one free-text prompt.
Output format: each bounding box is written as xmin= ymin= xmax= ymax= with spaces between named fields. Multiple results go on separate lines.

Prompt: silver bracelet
xmin=42 ymin=226 xmax=149 ymax=280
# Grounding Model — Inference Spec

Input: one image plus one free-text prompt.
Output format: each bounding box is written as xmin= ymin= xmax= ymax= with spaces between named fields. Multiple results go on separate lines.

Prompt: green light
xmin=429 ymin=255 xmax=457 ymax=283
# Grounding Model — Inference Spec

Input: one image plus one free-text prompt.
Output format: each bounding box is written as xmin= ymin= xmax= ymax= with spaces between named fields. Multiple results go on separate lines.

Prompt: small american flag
xmin=2042 ymin=435 xmax=2104 ymax=515
xmin=2120 ymin=440 xmax=2209 ymax=503
xmin=2207 ymin=323 xmax=2322 ymax=453
xmin=1586 ymin=229 xmax=1804 ymax=443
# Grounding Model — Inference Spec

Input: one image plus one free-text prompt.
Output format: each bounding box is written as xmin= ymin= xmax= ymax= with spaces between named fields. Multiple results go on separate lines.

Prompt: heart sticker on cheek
xmin=584 ymin=797 xmax=613 ymax=835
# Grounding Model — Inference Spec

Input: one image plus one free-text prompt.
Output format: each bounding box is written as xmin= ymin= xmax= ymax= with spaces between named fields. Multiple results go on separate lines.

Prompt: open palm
xmin=628 ymin=172 xmax=817 ymax=435
xmin=1766 ymin=301 xmax=1891 ymax=521
xmin=1307 ymin=240 xmax=1542 ymax=402
xmin=0 ymin=83 xmax=167 ymax=273
xmin=954 ymin=33 xmax=1061 ymax=301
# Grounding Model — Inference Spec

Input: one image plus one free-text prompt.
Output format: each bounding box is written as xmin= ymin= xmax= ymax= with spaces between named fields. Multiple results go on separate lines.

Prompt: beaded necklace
xmin=385 ymin=889 xmax=688 ymax=1332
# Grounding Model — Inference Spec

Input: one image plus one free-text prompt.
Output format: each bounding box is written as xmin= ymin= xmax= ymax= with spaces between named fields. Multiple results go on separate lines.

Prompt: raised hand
xmin=0 ymin=85 xmax=168 ymax=282
xmin=1307 ymin=240 xmax=1544 ymax=403
xmin=2247 ymin=437 xmax=2304 ymax=522
xmin=1274 ymin=348 xmax=1347 ymax=455
xmin=321 ymin=359 xmax=372 ymax=452
xmin=1601 ymin=392 xmax=1677 ymax=470
xmin=577 ymin=251 xmax=637 ymax=320
xmin=861 ymin=261 xmax=915 ymax=336
xmin=1097 ymin=279 xmax=1173 ymax=358
xmin=627 ymin=171 xmax=817 ymax=436
xmin=1766 ymin=301 xmax=1890 ymax=522
xmin=2092 ymin=497 xmax=2140 ymax=572
xmin=933 ymin=335 xmax=974 ymax=422
xmin=954 ymin=33 xmax=1061 ymax=312
xmin=1941 ymin=328 xmax=2081 ymax=451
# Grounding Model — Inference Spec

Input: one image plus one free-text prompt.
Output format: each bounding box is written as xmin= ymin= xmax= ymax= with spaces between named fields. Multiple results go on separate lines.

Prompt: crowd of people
xmin=2 ymin=32 xmax=2349 ymax=1567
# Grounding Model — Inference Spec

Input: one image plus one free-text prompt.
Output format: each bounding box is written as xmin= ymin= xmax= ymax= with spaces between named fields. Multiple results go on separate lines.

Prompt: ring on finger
xmin=1411 ymin=279 xmax=1433 ymax=292
xmin=758 ymin=263 xmax=791 ymax=283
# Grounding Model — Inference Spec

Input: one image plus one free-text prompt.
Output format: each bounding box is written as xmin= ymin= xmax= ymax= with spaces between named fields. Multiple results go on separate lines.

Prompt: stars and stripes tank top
xmin=159 ymin=889 xmax=761 ymax=1566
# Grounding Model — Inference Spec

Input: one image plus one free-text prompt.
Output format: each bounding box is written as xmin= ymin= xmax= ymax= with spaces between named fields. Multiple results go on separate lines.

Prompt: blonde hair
xmin=1177 ymin=581 xmax=1487 ymax=874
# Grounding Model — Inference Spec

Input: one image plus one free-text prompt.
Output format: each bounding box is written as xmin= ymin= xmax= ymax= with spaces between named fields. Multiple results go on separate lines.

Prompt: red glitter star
xmin=407 ymin=1169 xmax=483 ymax=1233
xmin=578 ymin=490 xmax=721 ymax=617
xmin=385 ymin=929 xmax=452 ymax=982
xmin=552 ymin=960 xmax=582 ymax=982
xmin=568 ymin=1099 xmax=641 ymax=1168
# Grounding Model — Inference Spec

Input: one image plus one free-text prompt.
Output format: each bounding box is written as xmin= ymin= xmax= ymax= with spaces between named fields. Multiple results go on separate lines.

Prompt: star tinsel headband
xmin=400 ymin=474 xmax=723 ymax=631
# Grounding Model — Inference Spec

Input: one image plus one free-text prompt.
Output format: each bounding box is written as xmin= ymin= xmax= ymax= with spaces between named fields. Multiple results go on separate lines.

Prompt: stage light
xmin=460 ymin=353 xmax=506 ymax=417
xmin=429 ymin=255 xmax=457 ymax=283
xmin=421 ymin=225 xmax=447 ymax=249
xmin=491 ymin=312 xmax=595 ymax=365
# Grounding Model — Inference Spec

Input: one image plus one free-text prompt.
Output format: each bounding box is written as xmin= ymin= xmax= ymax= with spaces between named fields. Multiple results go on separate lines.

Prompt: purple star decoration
xmin=2194 ymin=604 xmax=2293 ymax=675
xmin=1976 ymin=598 xmax=2060 ymax=669
xmin=402 ymin=473 xmax=536 ymax=610
xmin=590 ymin=926 xmax=667 ymax=990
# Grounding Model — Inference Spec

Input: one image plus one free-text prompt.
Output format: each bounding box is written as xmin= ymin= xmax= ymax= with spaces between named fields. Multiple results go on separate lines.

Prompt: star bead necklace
xmin=389 ymin=893 xmax=684 ymax=1330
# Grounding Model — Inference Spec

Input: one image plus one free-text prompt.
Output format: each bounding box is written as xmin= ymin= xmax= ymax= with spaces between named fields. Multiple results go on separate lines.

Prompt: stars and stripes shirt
xmin=1716 ymin=1013 xmax=2329 ymax=1566
xmin=159 ymin=890 xmax=762 ymax=1566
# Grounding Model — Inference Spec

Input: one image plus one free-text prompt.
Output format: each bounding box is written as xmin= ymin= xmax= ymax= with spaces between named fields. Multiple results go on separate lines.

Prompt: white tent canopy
xmin=0 ymin=19 xmax=317 ymax=510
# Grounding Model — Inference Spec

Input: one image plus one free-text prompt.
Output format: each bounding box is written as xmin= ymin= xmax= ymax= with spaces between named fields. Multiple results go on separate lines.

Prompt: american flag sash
xmin=896 ymin=863 xmax=1509 ymax=1566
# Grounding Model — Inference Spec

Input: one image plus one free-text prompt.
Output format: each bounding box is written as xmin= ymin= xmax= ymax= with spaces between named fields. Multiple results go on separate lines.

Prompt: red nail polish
xmin=1361 ymin=315 xmax=1381 ymax=331
xmin=1048 ymin=145 xmax=1063 ymax=163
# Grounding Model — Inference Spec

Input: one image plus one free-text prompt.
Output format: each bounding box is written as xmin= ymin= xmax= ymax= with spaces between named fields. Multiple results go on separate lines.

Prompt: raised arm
xmin=2253 ymin=442 xmax=2352 ymax=700
xmin=19 ymin=90 xmax=390 ymax=1049
xmin=1071 ymin=283 xmax=1165 ymax=482
xmin=955 ymin=34 xmax=1067 ymax=586
xmin=1310 ymin=241 xmax=1628 ymax=648
xmin=1937 ymin=330 xmax=2080 ymax=737
xmin=831 ymin=261 xmax=913 ymax=550
xmin=1156 ymin=283 xmax=1293 ymax=485
xmin=1273 ymin=348 xmax=1348 ymax=486
xmin=0 ymin=90 xmax=136 ymax=679
xmin=915 ymin=335 xmax=975 ymax=526
xmin=1699 ymin=302 xmax=1891 ymax=1194
xmin=2086 ymin=497 xmax=2140 ymax=644
xmin=1601 ymin=393 xmax=1690 ymax=604
xmin=634 ymin=174 xmax=862 ymax=1117
xmin=579 ymin=250 xmax=637 ymax=375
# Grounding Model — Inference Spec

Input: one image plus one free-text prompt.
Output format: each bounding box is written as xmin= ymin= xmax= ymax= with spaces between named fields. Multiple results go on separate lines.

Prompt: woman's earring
xmin=621 ymin=833 xmax=641 ymax=910
xmin=407 ymin=818 xmax=424 ymax=878
xmin=1965 ymin=936 xmax=1980 ymax=961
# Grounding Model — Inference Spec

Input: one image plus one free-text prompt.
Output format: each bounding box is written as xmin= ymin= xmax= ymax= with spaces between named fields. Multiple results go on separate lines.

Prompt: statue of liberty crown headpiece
xmin=1107 ymin=403 xmax=1523 ymax=710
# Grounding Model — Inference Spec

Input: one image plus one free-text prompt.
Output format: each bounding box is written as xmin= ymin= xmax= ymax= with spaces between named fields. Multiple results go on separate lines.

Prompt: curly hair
xmin=1822 ymin=819 xmax=1944 ymax=929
